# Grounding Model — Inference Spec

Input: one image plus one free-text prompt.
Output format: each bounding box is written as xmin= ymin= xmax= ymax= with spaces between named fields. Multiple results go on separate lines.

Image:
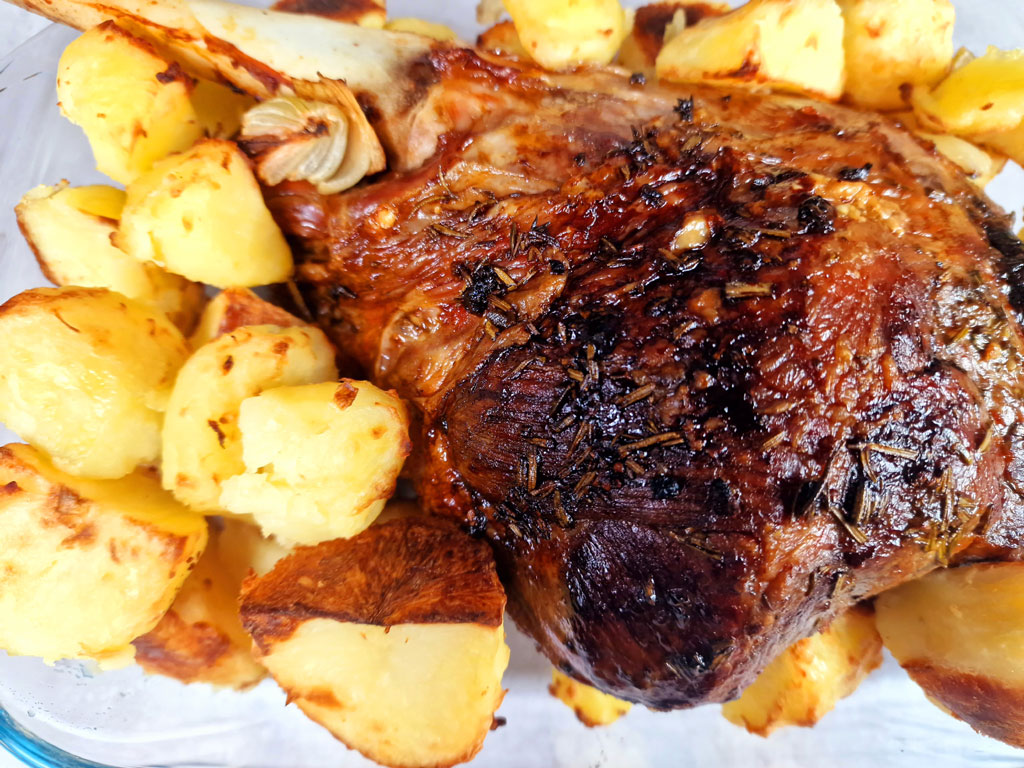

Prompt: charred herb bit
xmin=618 ymin=431 xmax=681 ymax=456
xmin=430 ymin=222 xmax=469 ymax=239
xmin=493 ymin=266 xmax=517 ymax=288
xmin=797 ymin=195 xmax=836 ymax=235
xmin=461 ymin=264 xmax=507 ymax=315
xmin=978 ymin=423 xmax=994 ymax=454
xmin=574 ymin=153 xmax=587 ymax=167
xmin=549 ymin=259 xmax=567 ymax=275
xmin=639 ymin=184 xmax=666 ymax=208
xmin=674 ymin=96 xmax=694 ymax=123
xmin=552 ymin=490 xmax=573 ymax=527
xmin=625 ymin=459 xmax=645 ymax=476
xmin=651 ymin=474 xmax=682 ymax=500
xmin=761 ymin=431 xmax=787 ymax=451
xmin=617 ymin=382 xmax=656 ymax=407
xmin=828 ymin=504 xmax=868 ymax=545
xmin=630 ymin=72 xmax=647 ymax=86
xmin=725 ymin=282 xmax=774 ymax=300
xmin=527 ymin=448 xmax=538 ymax=491
xmin=573 ymin=471 xmax=597 ymax=498
xmin=838 ymin=163 xmax=872 ymax=181
xmin=524 ymin=219 xmax=558 ymax=249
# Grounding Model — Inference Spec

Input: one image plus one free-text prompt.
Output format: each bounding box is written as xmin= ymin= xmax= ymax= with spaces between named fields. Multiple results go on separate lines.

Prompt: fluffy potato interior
xmin=57 ymin=21 xmax=203 ymax=184
xmin=722 ymin=604 xmax=882 ymax=735
xmin=0 ymin=444 xmax=207 ymax=666
xmin=134 ymin=519 xmax=286 ymax=688
xmin=16 ymin=182 xmax=204 ymax=332
xmin=549 ymin=669 xmax=631 ymax=727
xmin=0 ymin=287 xmax=189 ymax=479
xmin=656 ymin=0 xmax=846 ymax=100
xmin=503 ymin=0 xmax=629 ymax=69
xmin=837 ymin=0 xmax=954 ymax=111
xmin=220 ymin=380 xmax=411 ymax=546
xmin=161 ymin=324 xmax=338 ymax=512
xmin=117 ymin=139 xmax=293 ymax=288
xmin=876 ymin=563 xmax=1024 ymax=747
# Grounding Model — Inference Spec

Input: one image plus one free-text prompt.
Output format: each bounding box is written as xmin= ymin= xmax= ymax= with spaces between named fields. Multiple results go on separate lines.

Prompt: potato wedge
xmin=656 ymin=0 xmax=846 ymax=100
xmin=478 ymin=20 xmax=531 ymax=59
xmin=117 ymin=139 xmax=293 ymax=288
xmin=837 ymin=0 xmax=954 ymax=111
xmin=189 ymin=288 xmax=304 ymax=349
xmin=976 ymin=124 xmax=1024 ymax=167
xmin=385 ymin=18 xmax=460 ymax=42
xmin=0 ymin=443 xmax=207 ymax=666
xmin=617 ymin=2 xmax=728 ymax=73
xmin=162 ymin=325 xmax=338 ymax=512
xmin=503 ymin=0 xmax=629 ymax=69
xmin=241 ymin=517 xmax=509 ymax=768
xmin=134 ymin=518 xmax=287 ymax=688
xmin=912 ymin=47 xmax=1024 ymax=135
xmin=0 ymin=287 xmax=188 ymax=479
xmin=57 ymin=21 xmax=203 ymax=185
xmin=722 ymin=604 xmax=882 ymax=735
xmin=16 ymin=182 xmax=204 ymax=332
xmin=220 ymin=380 xmax=412 ymax=545
xmin=876 ymin=563 xmax=1024 ymax=748
xmin=191 ymin=79 xmax=257 ymax=139
xmin=550 ymin=669 xmax=631 ymax=727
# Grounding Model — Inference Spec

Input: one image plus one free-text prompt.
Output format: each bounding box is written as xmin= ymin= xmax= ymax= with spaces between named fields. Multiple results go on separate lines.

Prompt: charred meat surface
xmin=264 ymin=48 xmax=1024 ymax=708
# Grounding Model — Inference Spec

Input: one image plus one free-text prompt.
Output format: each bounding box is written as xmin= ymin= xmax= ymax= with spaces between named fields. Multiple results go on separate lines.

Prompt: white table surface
xmin=0 ymin=5 xmax=48 ymax=57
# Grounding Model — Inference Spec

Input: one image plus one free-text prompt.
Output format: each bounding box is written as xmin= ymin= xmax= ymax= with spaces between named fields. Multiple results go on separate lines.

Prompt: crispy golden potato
xmin=0 ymin=287 xmax=188 ymax=479
xmin=617 ymin=2 xmax=729 ymax=73
xmin=478 ymin=20 xmax=531 ymax=59
xmin=385 ymin=17 xmax=459 ymax=41
xmin=57 ymin=21 xmax=203 ymax=184
xmin=191 ymin=79 xmax=257 ymax=139
xmin=976 ymin=124 xmax=1024 ymax=167
xmin=876 ymin=563 xmax=1024 ymax=748
xmin=220 ymin=380 xmax=412 ymax=546
xmin=16 ymin=182 xmax=204 ymax=332
xmin=188 ymin=288 xmax=304 ymax=349
xmin=134 ymin=518 xmax=287 ymax=688
xmin=503 ymin=0 xmax=629 ymax=69
xmin=117 ymin=139 xmax=293 ymax=288
xmin=0 ymin=443 xmax=207 ymax=666
xmin=241 ymin=517 xmax=509 ymax=768
xmin=162 ymin=325 xmax=338 ymax=512
xmin=656 ymin=0 xmax=846 ymax=100
xmin=722 ymin=605 xmax=882 ymax=735
xmin=549 ymin=669 xmax=631 ymax=727
xmin=837 ymin=0 xmax=954 ymax=111
xmin=912 ymin=46 xmax=1024 ymax=135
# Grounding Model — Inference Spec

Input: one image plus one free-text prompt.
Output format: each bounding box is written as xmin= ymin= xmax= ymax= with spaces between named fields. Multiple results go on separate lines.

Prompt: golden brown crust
xmin=904 ymin=663 xmax=1024 ymax=747
xmin=133 ymin=611 xmax=236 ymax=680
xmin=214 ymin=289 xmax=305 ymax=338
xmin=240 ymin=517 xmax=506 ymax=650
xmin=270 ymin=0 xmax=381 ymax=23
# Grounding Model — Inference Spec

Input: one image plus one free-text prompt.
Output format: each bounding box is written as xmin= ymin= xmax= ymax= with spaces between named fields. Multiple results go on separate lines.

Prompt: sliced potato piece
xmin=976 ymin=123 xmax=1024 ymax=167
xmin=117 ymin=139 xmax=293 ymax=288
xmin=0 ymin=287 xmax=188 ymax=479
xmin=385 ymin=18 xmax=459 ymax=42
xmin=0 ymin=443 xmax=207 ymax=665
xmin=722 ymin=604 xmax=882 ymax=735
xmin=912 ymin=47 xmax=1024 ymax=135
xmin=837 ymin=0 xmax=954 ymax=111
xmin=617 ymin=2 xmax=729 ymax=73
xmin=134 ymin=518 xmax=287 ymax=688
xmin=220 ymin=380 xmax=411 ymax=546
xmin=503 ymin=0 xmax=629 ymax=69
xmin=57 ymin=21 xmax=202 ymax=184
xmin=550 ymin=669 xmax=631 ymax=727
xmin=162 ymin=325 xmax=338 ymax=512
xmin=656 ymin=0 xmax=846 ymax=100
xmin=191 ymin=79 xmax=257 ymax=138
xmin=189 ymin=287 xmax=305 ymax=349
xmin=241 ymin=517 xmax=509 ymax=768
xmin=478 ymin=20 xmax=531 ymax=59
xmin=876 ymin=563 xmax=1024 ymax=748
xmin=16 ymin=182 xmax=204 ymax=332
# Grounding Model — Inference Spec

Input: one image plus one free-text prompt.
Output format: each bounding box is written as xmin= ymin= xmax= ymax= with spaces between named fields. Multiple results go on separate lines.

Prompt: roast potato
xmin=503 ymin=0 xmax=629 ymax=69
xmin=134 ymin=518 xmax=287 ymax=688
xmin=16 ymin=182 xmax=204 ymax=332
xmin=161 ymin=324 xmax=338 ymax=512
xmin=549 ymin=669 xmax=632 ymax=727
xmin=477 ymin=20 xmax=531 ymax=59
xmin=117 ymin=139 xmax=293 ymax=288
xmin=976 ymin=124 xmax=1024 ymax=167
xmin=241 ymin=517 xmax=509 ymax=768
xmin=617 ymin=2 xmax=728 ymax=73
xmin=57 ymin=21 xmax=203 ymax=184
xmin=722 ymin=604 xmax=883 ymax=735
xmin=0 ymin=287 xmax=189 ymax=479
xmin=656 ymin=0 xmax=846 ymax=100
xmin=219 ymin=380 xmax=412 ymax=545
xmin=190 ymin=79 xmax=257 ymax=139
xmin=876 ymin=563 xmax=1024 ymax=747
xmin=0 ymin=443 xmax=207 ymax=666
xmin=837 ymin=0 xmax=954 ymax=111
xmin=188 ymin=287 xmax=305 ymax=349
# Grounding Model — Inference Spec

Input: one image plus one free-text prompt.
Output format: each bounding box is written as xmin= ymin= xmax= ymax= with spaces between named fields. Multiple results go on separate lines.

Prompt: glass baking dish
xmin=2 ymin=2 xmax=1024 ymax=765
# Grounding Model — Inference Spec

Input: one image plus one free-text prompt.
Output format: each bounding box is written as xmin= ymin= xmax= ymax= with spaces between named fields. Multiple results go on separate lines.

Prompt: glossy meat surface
xmin=266 ymin=48 xmax=1024 ymax=707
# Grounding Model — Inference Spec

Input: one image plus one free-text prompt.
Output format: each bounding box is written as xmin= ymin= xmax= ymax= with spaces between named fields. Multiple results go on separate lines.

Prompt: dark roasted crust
xmin=240 ymin=518 xmax=506 ymax=652
xmin=267 ymin=51 xmax=1024 ymax=708
xmin=905 ymin=663 xmax=1024 ymax=748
